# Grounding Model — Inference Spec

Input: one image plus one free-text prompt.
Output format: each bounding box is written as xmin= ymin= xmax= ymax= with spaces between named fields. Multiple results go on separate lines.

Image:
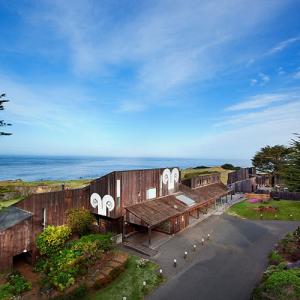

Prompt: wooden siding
xmin=227 ymin=168 xmax=256 ymax=184
xmin=0 ymin=217 xmax=33 ymax=272
xmin=271 ymin=191 xmax=300 ymax=200
xmin=229 ymin=177 xmax=257 ymax=193
xmin=182 ymin=173 xmax=220 ymax=189
xmin=89 ymin=168 xmax=180 ymax=219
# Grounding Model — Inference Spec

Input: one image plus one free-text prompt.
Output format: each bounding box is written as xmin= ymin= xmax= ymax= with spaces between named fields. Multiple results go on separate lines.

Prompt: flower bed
xmin=253 ymin=206 xmax=279 ymax=213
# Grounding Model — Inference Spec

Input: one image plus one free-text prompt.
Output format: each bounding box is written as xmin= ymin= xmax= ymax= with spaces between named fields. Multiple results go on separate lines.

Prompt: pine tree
xmin=282 ymin=134 xmax=300 ymax=191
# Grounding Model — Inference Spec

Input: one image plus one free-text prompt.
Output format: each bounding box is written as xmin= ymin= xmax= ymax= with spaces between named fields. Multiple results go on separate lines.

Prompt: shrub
xmin=0 ymin=283 xmax=12 ymax=299
xmin=264 ymin=268 xmax=300 ymax=299
xmin=66 ymin=209 xmax=95 ymax=236
xmin=78 ymin=233 xmax=113 ymax=251
xmin=36 ymin=225 xmax=71 ymax=256
xmin=7 ymin=272 xmax=32 ymax=295
xmin=269 ymin=251 xmax=284 ymax=265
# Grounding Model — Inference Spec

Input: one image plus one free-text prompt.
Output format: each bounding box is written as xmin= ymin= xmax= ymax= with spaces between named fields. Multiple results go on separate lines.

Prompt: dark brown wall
xmin=182 ymin=173 xmax=220 ymax=189
xmin=16 ymin=187 xmax=91 ymax=229
xmin=0 ymin=218 xmax=33 ymax=272
xmin=89 ymin=168 xmax=180 ymax=218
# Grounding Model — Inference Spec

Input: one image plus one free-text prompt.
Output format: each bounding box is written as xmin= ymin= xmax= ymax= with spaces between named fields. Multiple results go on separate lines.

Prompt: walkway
xmin=149 ymin=214 xmax=299 ymax=300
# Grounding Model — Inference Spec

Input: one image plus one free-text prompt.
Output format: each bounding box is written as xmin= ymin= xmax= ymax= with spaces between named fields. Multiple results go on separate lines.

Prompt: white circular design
xmin=162 ymin=168 xmax=171 ymax=184
xmin=171 ymin=168 xmax=179 ymax=183
xmin=103 ymin=195 xmax=115 ymax=212
xmin=90 ymin=193 xmax=101 ymax=208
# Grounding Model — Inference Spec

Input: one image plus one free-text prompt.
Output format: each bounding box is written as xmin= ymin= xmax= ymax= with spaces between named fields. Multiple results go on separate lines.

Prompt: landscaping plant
xmin=66 ymin=208 xmax=95 ymax=236
xmin=37 ymin=225 xmax=72 ymax=256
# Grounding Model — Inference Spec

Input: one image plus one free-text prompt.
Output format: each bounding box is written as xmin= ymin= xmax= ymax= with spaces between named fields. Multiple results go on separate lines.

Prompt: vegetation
xmin=36 ymin=230 xmax=113 ymax=292
xmin=181 ymin=166 xmax=233 ymax=184
xmin=36 ymin=225 xmax=72 ymax=256
xmin=66 ymin=209 xmax=95 ymax=236
xmin=252 ymin=228 xmax=300 ymax=300
xmin=252 ymin=144 xmax=290 ymax=177
xmin=0 ymin=93 xmax=12 ymax=136
xmin=84 ymin=256 xmax=163 ymax=300
xmin=228 ymin=199 xmax=300 ymax=220
xmin=0 ymin=179 xmax=91 ymax=209
xmin=0 ymin=272 xmax=32 ymax=299
xmin=282 ymin=134 xmax=300 ymax=192
xmin=221 ymin=163 xmax=241 ymax=170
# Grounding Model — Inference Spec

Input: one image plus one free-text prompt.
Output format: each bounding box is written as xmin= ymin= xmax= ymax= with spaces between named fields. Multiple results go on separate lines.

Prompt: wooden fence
xmin=270 ymin=191 xmax=300 ymax=201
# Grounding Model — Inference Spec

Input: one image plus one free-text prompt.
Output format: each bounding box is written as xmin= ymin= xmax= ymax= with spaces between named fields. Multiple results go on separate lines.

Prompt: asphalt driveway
xmin=149 ymin=214 xmax=299 ymax=300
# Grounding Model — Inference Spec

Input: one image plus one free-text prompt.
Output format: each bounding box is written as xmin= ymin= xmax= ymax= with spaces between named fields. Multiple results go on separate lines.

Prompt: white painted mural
xmin=90 ymin=193 xmax=115 ymax=216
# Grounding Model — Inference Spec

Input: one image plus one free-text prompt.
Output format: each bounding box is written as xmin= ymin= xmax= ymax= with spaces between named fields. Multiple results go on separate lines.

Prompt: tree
xmin=0 ymin=93 xmax=12 ymax=136
xmin=252 ymin=145 xmax=290 ymax=181
xmin=66 ymin=208 xmax=95 ymax=236
xmin=282 ymin=134 xmax=300 ymax=191
xmin=221 ymin=163 xmax=241 ymax=170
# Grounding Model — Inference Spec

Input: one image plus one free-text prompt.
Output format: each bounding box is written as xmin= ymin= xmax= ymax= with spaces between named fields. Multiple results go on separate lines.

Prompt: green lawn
xmin=0 ymin=179 xmax=91 ymax=210
xmin=228 ymin=199 xmax=300 ymax=220
xmin=84 ymin=256 xmax=163 ymax=300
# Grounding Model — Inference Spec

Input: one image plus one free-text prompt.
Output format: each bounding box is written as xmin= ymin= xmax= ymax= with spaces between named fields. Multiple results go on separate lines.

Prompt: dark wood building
xmin=0 ymin=167 xmax=229 ymax=271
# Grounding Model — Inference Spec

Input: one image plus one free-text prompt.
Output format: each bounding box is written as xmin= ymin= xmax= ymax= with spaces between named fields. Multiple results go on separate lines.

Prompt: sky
xmin=0 ymin=0 xmax=300 ymax=159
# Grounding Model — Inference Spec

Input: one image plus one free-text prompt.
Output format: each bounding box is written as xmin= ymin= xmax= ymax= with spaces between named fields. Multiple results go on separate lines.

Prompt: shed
xmin=0 ymin=206 xmax=34 ymax=272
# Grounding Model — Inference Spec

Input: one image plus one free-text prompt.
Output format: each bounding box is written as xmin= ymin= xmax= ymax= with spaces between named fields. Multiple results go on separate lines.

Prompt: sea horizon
xmin=0 ymin=155 xmax=251 ymax=181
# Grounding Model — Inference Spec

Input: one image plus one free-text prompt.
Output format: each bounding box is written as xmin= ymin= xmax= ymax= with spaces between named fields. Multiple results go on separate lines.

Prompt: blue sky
xmin=0 ymin=0 xmax=300 ymax=159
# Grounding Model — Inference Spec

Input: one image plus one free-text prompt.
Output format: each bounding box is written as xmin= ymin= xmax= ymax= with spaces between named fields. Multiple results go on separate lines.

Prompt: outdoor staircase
xmin=123 ymin=241 xmax=158 ymax=257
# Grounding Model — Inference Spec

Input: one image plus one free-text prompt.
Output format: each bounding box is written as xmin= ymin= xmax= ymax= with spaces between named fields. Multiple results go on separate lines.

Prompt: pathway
xmin=149 ymin=214 xmax=299 ymax=300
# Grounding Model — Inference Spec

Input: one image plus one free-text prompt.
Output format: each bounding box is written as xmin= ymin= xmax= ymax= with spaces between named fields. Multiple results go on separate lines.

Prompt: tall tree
xmin=0 ymin=93 xmax=12 ymax=136
xmin=282 ymin=134 xmax=300 ymax=192
xmin=252 ymin=145 xmax=290 ymax=182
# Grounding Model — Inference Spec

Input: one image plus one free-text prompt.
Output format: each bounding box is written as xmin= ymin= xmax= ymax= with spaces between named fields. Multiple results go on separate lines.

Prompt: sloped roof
xmin=126 ymin=194 xmax=187 ymax=227
xmin=126 ymin=183 xmax=229 ymax=227
xmin=0 ymin=206 xmax=32 ymax=231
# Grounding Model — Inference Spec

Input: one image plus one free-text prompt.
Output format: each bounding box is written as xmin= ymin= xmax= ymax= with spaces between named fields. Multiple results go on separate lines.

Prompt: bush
xmin=37 ymin=225 xmax=71 ymax=256
xmin=221 ymin=164 xmax=236 ymax=170
xmin=0 ymin=273 xmax=32 ymax=299
xmin=78 ymin=233 xmax=113 ymax=251
xmin=5 ymin=272 xmax=32 ymax=295
xmin=269 ymin=251 xmax=284 ymax=265
xmin=66 ymin=209 xmax=95 ymax=236
xmin=264 ymin=268 xmax=300 ymax=299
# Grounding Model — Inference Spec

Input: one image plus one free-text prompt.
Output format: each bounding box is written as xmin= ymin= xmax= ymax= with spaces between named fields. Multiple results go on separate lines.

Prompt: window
xmin=116 ymin=180 xmax=121 ymax=208
xmin=146 ymin=188 xmax=157 ymax=200
xmin=42 ymin=208 xmax=46 ymax=229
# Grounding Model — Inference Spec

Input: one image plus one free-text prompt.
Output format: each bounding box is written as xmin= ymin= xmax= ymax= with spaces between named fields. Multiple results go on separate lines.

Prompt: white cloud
xmin=226 ymin=92 xmax=293 ymax=111
xmin=18 ymin=0 xmax=286 ymax=112
xmin=294 ymin=70 xmax=300 ymax=79
xmin=267 ymin=36 xmax=300 ymax=55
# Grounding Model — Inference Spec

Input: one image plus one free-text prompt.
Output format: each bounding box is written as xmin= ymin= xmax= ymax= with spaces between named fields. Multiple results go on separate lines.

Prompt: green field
xmin=228 ymin=199 xmax=300 ymax=220
xmin=84 ymin=256 xmax=163 ymax=300
xmin=0 ymin=179 xmax=91 ymax=189
xmin=181 ymin=166 xmax=233 ymax=185
xmin=0 ymin=179 xmax=91 ymax=209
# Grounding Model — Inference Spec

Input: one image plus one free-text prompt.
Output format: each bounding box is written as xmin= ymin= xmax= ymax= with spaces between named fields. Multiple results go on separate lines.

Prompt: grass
xmin=181 ymin=166 xmax=233 ymax=185
xmin=0 ymin=179 xmax=91 ymax=189
xmin=84 ymin=256 xmax=163 ymax=300
xmin=0 ymin=197 xmax=26 ymax=210
xmin=0 ymin=179 xmax=91 ymax=209
xmin=228 ymin=199 xmax=300 ymax=220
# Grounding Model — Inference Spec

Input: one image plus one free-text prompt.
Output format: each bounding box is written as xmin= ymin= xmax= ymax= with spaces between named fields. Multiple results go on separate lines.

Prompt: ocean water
xmin=0 ymin=156 xmax=251 ymax=181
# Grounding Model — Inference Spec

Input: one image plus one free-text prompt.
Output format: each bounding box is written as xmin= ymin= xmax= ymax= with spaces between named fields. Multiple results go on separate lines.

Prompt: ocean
xmin=0 ymin=155 xmax=251 ymax=181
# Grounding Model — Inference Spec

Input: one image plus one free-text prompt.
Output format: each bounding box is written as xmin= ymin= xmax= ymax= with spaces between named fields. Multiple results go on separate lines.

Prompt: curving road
xmin=149 ymin=214 xmax=299 ymax=300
